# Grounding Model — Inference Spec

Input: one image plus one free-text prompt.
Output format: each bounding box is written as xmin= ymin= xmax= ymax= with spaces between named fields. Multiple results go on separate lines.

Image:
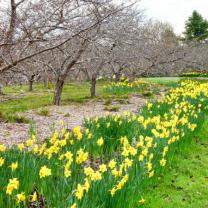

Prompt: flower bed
xmin=0 ymin=80 xmax=208 ymax=208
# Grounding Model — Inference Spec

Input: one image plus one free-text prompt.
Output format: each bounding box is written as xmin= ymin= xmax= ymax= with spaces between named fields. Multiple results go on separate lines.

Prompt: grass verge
xmin=142 ymin=118 xmax=208 ymax=208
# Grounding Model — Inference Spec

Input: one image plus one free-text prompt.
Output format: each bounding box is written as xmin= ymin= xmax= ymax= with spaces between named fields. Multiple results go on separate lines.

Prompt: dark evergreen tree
xmin=184 ymin=10 xmax=208 ymax=41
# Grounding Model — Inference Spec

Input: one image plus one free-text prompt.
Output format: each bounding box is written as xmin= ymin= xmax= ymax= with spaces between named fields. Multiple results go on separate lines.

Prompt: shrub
xmin=37 ymin=108 xmax=50 ymax=116
xmin=64 ymin=113 xmax=71 ymax=117
xmin=104 ymin=99 xmax=112 ymax=106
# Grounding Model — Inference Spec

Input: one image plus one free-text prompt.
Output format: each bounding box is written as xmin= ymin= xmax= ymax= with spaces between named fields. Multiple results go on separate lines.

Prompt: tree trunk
xmin=0 ymin=83 xmax=3 ymax=95
xmin=2 ymin=0 xmax=17 ymax=56
xmin=28 ymin=74 xmax=35 ymax=92
xmin=43 ymin=76 xmax=49 ymax=88
xmin=90 ymin=74 xmax=97 ymax=98
xmin=52 ymin=42 xmax=87 ymax=105
xmin=29 ymin=80 xmax=33 ymax=91
xmin=53 ymin=79 xmax=64 ymax=105
xmin=115 ymin=72 xmax=121 ymax=82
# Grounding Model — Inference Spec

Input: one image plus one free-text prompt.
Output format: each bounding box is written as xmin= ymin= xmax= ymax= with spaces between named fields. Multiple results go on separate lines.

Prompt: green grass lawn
xmin=142 ymin=118 xmax=208 ymax=208
xmin=143 ymin=77 xmax=208 ymax=88
xmin=142 ymin=77 xmax=181 ymax=87
xmin=3 ymin=81 xmax=106 ymax=101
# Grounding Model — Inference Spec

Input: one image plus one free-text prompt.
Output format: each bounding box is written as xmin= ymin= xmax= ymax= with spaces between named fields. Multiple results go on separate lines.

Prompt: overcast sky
xmin=140 ymin=0 xmax=208 ymax=35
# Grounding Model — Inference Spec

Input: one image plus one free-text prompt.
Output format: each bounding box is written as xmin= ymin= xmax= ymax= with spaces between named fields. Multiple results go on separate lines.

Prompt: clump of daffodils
xmin=6 ymin=178 xmax=19 ymax=195
xmin=97 ymin=137 xmax=104 ymax=146
xmin=16 ymin=192 xmax=26 ymax=203
xmin=9 ymin=161 xmax=18 ymax=172
xmin=39 ymin=166 xmax=52 ymax=178
xmin=76 ymin=148 xmax=89 ymax=164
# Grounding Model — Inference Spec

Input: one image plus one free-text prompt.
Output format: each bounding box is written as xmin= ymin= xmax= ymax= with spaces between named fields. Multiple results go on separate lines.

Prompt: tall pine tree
xmin=184 ymin=10 xmax=208 ymax=41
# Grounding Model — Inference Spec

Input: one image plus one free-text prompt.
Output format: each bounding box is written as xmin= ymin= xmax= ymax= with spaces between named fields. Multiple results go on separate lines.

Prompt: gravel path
xmin=0 ymin=95 xmax=150 ymax=147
